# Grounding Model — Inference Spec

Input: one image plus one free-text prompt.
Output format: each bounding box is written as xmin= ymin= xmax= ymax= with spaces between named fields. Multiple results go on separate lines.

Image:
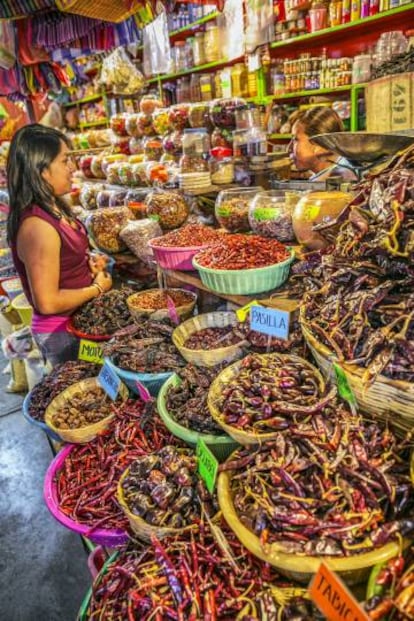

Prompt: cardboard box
xmin=365 ymin=72 xmax=414 ymax=132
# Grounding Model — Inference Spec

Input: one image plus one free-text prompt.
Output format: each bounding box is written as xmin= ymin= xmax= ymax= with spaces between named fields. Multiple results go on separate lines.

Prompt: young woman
xmin=288 ymin=106 xmax=358 ymax=183
xmin=7 ymin=124 xmax=112 ymax=365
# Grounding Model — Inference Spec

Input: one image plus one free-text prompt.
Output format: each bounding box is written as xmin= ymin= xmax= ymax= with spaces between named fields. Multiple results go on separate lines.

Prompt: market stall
xmin=0 ymin=1 xmax=414 ymax=620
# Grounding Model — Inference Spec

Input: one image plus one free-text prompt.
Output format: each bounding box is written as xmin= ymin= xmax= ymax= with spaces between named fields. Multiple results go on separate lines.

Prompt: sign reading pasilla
xmin=250 ymin=304 xmax=290 ymax=339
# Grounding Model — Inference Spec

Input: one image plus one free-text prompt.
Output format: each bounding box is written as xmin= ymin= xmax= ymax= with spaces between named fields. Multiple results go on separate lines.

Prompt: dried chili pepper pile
xmin=165 ymin=364 xmax=226 ymax=435
xmin=28 ymin=361 xmax=101 ymax=421
xmin=120 ymin=447 xmax=200 ymax=529
xmin=128 ymin=288 xmax=194 ymax=311
xmin=194 ymin=234 xmax=290 ymax=270
xmin=86 ymin=517 xmax=315 ymax=620
xmin=302 ymin=147 xmax=414 ymax=383
xmin=213 ymin=353 xmax=336 ymax=433
xmin=222 ymin=406 xmax=414 ymax=556
xmin=364 ymin=546 xmax=414 ymax=620
xmin=55 ymin=400 xmax=180 ymax=533
xmin=72 ymin=286 xmax=135 ymax=336
xmin=150 ymin=223 xmax=224 ymax=247
xmin=103 ymin=322 xmax=185 ymax=374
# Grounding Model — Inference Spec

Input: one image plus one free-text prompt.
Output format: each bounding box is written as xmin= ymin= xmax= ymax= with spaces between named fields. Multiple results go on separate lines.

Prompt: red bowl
xmin=67 ymin=316 xmax=112 ymax=342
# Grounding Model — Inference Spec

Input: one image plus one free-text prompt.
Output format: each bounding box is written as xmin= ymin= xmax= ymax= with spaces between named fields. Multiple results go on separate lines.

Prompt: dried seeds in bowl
xmin=51 ymin=386 xmax=120 ymax=430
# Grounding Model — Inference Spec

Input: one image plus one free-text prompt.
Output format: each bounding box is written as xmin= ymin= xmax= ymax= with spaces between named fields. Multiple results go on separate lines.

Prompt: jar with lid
xmin=215 ymin=187 xmax=263 ymax=232
xmin=248 ymin=190 xmax=301 ymax=241
xmin=193 ymin=31 xmax=206 ymax=66
xmin=180 ymin=128 xmax=210 ymax=172
xmin=174 ymin=41 xmax=188 ymax=72
xmin=188 ymin=103 xmax=210 ymax=129
xmin=190 ymin=74 xmax=201 ymax=102
xmin=199 ymin=73 xmax=214 ymax=102
xmin=231 ymin=63 xmax=248 ymax=98
xmin=204 ymin=21 xmax=219 ymax=63
xmin=352 ymin=54 xmax=372 ymax=83
xmin=209 ymin=147 xmax=234 ymax=184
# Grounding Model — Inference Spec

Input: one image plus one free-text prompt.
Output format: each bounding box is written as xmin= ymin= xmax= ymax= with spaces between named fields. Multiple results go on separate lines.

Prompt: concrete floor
xmin=0 ymin=359 xmax=91 ymax=621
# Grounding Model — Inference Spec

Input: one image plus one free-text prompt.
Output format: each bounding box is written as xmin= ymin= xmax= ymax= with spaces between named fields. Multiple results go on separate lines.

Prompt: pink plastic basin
xmin=149 ymin=241 xmax=206 ymax=271
xmin=43 ymin=444 xmax=129 ymax=547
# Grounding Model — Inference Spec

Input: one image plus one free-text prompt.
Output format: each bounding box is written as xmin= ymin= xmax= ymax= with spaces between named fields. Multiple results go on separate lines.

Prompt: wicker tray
xmin=127 ymin=288 xmax=197 ymax=323
xmin=172 ymin=312 xmax=247 ymax=367
xmin=44 ymin=378 xmax=128 ymax=444
xmin=217 ymin=469 xmax=404 ymax=585
xmin=56 ymin=0 xmax=142 ymax=22
xmin=301 ymin=314 xmax=414 ymax=433
xmin=117 ymin=464 xmax=198 ymax=543
xmin=207 ymin=353 xmax=327 ymax=446
xmin=157 ymin=373 xmax=239 ymax=461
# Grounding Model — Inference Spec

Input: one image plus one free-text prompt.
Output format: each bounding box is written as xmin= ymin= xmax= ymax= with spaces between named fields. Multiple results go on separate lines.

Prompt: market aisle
xmin=0 ymin=362 xmax=90 ymax=621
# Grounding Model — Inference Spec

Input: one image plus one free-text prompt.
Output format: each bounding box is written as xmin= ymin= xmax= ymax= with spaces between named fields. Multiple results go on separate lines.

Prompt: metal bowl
xmin=310 ymin=132 xmax=414 ymax=166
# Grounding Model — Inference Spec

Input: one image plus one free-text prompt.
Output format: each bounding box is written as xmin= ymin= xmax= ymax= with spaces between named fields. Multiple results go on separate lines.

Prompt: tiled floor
xmin=0 ymin=357 xmax=91 ymax=621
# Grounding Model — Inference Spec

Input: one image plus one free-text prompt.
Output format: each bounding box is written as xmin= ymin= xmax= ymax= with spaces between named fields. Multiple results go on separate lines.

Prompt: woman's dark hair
xmin=292 ymin=106 xmax=344 ymax=137
xmin=7 ymin=123 xmax=73 ymax=242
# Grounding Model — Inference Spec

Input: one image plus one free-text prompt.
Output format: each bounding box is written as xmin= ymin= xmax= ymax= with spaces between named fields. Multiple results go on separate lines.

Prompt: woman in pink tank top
xmin=7 ymin=124 xmax=113 ymax=366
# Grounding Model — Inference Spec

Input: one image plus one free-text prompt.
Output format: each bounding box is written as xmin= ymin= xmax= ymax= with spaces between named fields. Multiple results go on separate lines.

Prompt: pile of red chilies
xmin=55 ymin=400 xmax=180 ymax=534
xmin=86 ymin=517 xmax=306 ymax=621
xmin=194 ymin=234 xmax=290 ymax=270
xmin=151 ymin=224 xmax=224 ymax=247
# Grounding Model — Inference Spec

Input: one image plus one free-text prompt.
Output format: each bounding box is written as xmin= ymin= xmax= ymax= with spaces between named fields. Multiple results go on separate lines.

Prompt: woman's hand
xmin=94 ymin=270 xmax=112 ymax=293
xmin=88 ymin=251 xmax=109 ymax=276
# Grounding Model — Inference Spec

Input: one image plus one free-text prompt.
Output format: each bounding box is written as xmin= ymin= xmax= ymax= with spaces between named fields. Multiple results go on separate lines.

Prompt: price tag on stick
xmin=78 ymin=339 xmax=104 ymax=364
xmin=166 ymin=295 xmax=180 ymax=326
xmin=135 ymin=381 xmax=154 ymax=403
xmin=236 ymin=300 xmax=259 ymax=322
xmin=196 ymin=439 xmax=219 ymax=494
xmin=310 ymin=562 xmax=369 ymax=621
xmin=98 ymin=362 xmax=121 ymax=401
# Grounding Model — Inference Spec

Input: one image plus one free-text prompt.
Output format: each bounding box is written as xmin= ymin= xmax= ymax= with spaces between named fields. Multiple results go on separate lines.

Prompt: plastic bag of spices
xmin=88 ymin=207 xmax=132 ymax=254
xmin=119 ymin=218 xmax=162 ymax=265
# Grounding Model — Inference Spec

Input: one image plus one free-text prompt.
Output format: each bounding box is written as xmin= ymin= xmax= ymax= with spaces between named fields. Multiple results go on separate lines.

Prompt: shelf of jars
xmin=63 ymin=93 xmax=104 ymax=108
xmin=169 ymin=10 xmax=220 ymax=39
xmin=263 ymin=83 xmax=368 ymax=103
xmin=270 ymin=3 xmax=414 ymax=51
xmin=147 ymin=56 xmax=245 ymax=84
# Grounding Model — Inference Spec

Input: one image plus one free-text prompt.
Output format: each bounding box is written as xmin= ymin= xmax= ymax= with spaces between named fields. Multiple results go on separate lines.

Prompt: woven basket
xmin=172 ymin=312 xmax=247 ymax=368
xmin=207 ymin=353 xmax=326 ymax=446
xmin=56 ymin=0 xmax=141 ymax=22
xmin=157 ymin=373 xmax=239 ymax=461
xmin=44 ymin=378 xmax=128 ymax=444
xmin=217 ymin=469 xmax=404 ymax=585
xmin=300 ymin=314 xmax=414 ymax=433
xmin=117 ymin=465 xmax=198 ymax=542
xmin=127 ymin=288 xmax=197 ymax=323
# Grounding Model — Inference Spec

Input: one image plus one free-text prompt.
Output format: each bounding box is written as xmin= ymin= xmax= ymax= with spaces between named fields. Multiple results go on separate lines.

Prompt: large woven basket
xmin=172 ymin=312 xmax=247 ymax=367
xmin=301 ymin=314 xmax=414 ymax=433
xmin=207 ymin=353 xmax=327 ymax=446
xmin=157 ymin=373 xmax=239 ymax=462
xmin=44 ymin=378 xmax=128 ymax=444
xmin=217 ymin=469 xmax=404 ymax=586
xmin=56 ymin=0 xmax=142 ymax=22
xmin=127 ymin=288 xmax=197 ymax=323
xmin=117 ymin=465 xmax=198 ymax=542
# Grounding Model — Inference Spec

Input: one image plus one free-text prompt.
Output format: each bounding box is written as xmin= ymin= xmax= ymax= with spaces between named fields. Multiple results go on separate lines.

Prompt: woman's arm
xmin=17 ymin=216 xmax=111 ymax=315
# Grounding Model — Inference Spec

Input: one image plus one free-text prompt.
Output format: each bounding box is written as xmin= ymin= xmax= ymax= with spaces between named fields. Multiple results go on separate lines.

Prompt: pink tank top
xmin=11 ymin=204 xmax=92 ymax=329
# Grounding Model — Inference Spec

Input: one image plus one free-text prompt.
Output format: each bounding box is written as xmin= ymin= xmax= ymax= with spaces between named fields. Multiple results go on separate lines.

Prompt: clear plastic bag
xmin=143 ymin=10 xmax=172 ymax=77
xmin=119 ymin=218 xmax=162 ymax=265
xmin=99 ymin=47 xmax=144 ymax=95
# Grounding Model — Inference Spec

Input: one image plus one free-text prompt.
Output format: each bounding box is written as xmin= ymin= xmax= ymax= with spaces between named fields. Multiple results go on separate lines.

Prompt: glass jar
xmin=215 ymin=187 xmax=263 ymax=232
xmin=190 ymin=74 xmax=201 ymax=102
xmin=204 ymin=22 xmax=219 ymax=63
xmin=231 ymin=63 xmax=248 ymax=98
xmin=193 ymin=31 xmax=206 ymax=66
xmin=145 ymin=190 xmax=190 ymax=230
xmin=168 ymin=104 xmax=190 ymax=131
xmin=199 ymin=73 xmax=214 ymax=102
xmin=209 ymin=97 xmax=245 ymax=130
xmin=110 ymin=114 xmax=129 ymax=136
xmin=182 ymin=128 xmax=210 ymax=156
xmin=209 ymin=147 xmax=234 ymax=184
xmin=174 ymin=41 xmax=188 ymax=72
xmin=233 ymin=127 xmax=267 ymax=157
xmin=248 ymin=190 xmax=301 ymax=241
xmin=292 ymin=191 xmax=352 ymax=249
xmin=188 ymin=103 xmax=210 ymax=129
xmin=152 ymin=109 xmax=171 ymax=136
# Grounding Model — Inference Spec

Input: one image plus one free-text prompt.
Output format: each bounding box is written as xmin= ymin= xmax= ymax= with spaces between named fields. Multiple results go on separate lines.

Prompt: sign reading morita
xmin=250 ymin=304 xmax=290 ymax=340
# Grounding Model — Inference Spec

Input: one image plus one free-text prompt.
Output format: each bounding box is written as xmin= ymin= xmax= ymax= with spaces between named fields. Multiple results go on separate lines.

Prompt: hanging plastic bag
xmin=0 ymin=22 xmax=16 ymax=70
xmin=2 ymin=326 xmax=34 ymax=359
xmin=245 ymin=0 xmax=274 ymax=53
xmin=223 ymin=0 xmax=244 ymax=61
xmin=143 ymin=10 xmax=171 ymax=77
xmin=99 ymin=47 xmax=144 ymax=95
